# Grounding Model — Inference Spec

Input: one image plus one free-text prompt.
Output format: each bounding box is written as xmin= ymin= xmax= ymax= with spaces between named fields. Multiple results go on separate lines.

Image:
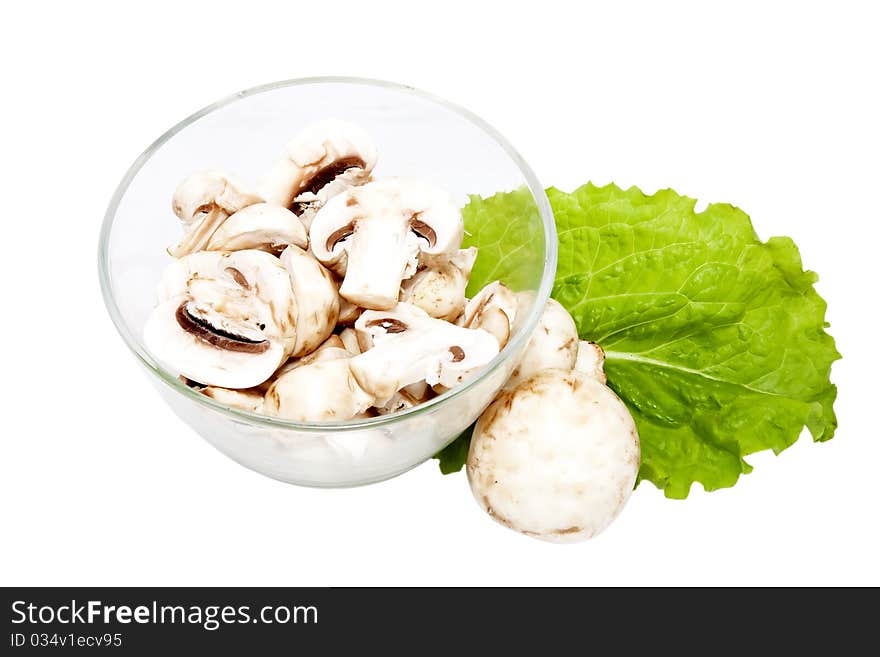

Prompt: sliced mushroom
xmin=505 ymin=295 xmax=579 ymax=389
xmin=315 ymin=334 xmax=346 ymax=352
xmin=337 ymin=327 xmax=362 ymax=355
xmin=293 ymin=168 xmax=367 ymax=233
xmin=374 ymin=381 xmax=434 ymax=415
xmin=257 ymin=120 xmax=377 ymax=223
xmin=336 ymin=296 xmax=363 ymax=326
xmin=273 ymin=335 xmax=348 ymax=379
xmin=279 ymin=246 xmax=340 ymax=357
xmin=200 ymin=386 xmax=265 ymax=413
xmin=169 ymin=171 xmax=261 ymax=256
xmin=205 ymin=203 xmax=308 ymax=254
xmin=458 ymin=280 xmax=519 ymax=349
xmin=144 ymin=298 xmax=286 ymax=389
xmin=350 ymin=302 xmax=499 ymax=405
xmin=263 ymin=357 xmax=375 ymax=422
xmin=400 ymin=247 xmax=477 ymax=321
xmin=156 ymin=250 xmax=298 ymax=352
xmin=152 ymin=250 xmax=299 ymax=371
xmin=310 ymin=178 xmax=464 ymax=310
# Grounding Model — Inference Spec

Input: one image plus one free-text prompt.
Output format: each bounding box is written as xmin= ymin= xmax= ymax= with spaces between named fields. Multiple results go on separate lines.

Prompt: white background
xmin=2 ymin=1 xmax=877 ymax=586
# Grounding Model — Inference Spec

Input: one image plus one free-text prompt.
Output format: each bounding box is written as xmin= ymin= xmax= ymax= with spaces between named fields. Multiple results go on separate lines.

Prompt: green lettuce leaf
xmin=461 ymin=186 xmax=545 ymax=297
xmin=435 ymin=424 xmax=474 ymax=475
xmin=435 ymin=183 xmax=840 ymax=498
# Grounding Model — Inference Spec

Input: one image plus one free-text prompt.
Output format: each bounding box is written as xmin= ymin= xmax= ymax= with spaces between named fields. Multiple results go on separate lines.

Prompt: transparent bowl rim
xmin=97 ymin=76 xmax=558 ymax=433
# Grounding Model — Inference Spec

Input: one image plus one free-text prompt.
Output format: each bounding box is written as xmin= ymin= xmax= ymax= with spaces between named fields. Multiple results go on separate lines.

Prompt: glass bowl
xmin=98 ymin=77 xmax=556 ymax=487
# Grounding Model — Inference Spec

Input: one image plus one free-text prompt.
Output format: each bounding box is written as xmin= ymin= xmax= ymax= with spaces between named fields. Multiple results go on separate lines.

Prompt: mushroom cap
xmin=200 ymin=386 xmax=265 ymax=413
xmin=279 ymin=335 xmax=347 ymax=373
xmin=309 ymin=178 xmax=464 ymax=310
xmin=279 ymin=246 xmax=340 ymax=357
xmin=350 ymin=302 xmax=499 ymax=404
xmin=263 ymin=357 xmax=374 ymax=422
xmin=371 ymin=178 xmax=464 ymax=256
xmin=401 ymin=247 xmax=477 ymax=321
xmin=269 ymin=343 xmax=349 ymax=383
xmin=309 ymin=178 xmax=464 ymax=261
xmin=459 ymin=280 xmax=519 ymax=349
xmin=467 ymin=368 xmax=640 ymax=543
xmin=205 ymin=203 xmax=308 ymax=254
xmin=169 ymin=171 xmax=261 ymax=256
xmin=272 ymin=345 xmax=352 ymax=380
xmin=305 ymin=346 xmax=351 ymax=363
xmin=316 ymin=334 xmax=346 ymax=352
xmin=506 ymin=297 xmax=578 ymax=389
xmin=258 ymin=120 xmax=377 ymax=210
xmin=144 ymin=298 xmax=285 ymax=389
xmin=156 ymin=250 xmax=298 ymax=354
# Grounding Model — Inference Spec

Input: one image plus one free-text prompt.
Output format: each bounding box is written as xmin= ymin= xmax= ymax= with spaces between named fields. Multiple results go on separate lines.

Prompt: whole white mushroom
xmin=467 ymin=366 xmax=640 ymax=543
xmin=505 ymin=296 xmax=578 ymax=389
xmin=400 ymin=248 xmax=477 ymax=321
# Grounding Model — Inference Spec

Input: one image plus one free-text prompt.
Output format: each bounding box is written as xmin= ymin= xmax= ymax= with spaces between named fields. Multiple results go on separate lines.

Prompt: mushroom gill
xmin=175 ymin=302 xmax=270 ymax=354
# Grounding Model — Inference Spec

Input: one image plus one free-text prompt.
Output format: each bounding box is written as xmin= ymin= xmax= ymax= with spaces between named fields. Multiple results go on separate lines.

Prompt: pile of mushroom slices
xmin=143 ymin=119 xmax=641 ymax=543
xmin=144 ymin=120 xmax=505 ymax=422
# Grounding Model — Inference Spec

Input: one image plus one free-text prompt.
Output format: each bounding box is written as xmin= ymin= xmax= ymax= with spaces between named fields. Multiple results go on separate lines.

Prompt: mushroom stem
xmin=339 ymin=216 xmax=416 ymax=310
xmin=575 ymin=340 xmax=607 ymax=384
xmin=350 ymin=303 xmax=499 ymax=405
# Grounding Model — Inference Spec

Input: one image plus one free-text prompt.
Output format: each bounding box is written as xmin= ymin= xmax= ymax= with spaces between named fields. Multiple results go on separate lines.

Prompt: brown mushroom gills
xmin=175 ymin=302 xmax=270 ymax=354
xmin=225 ymin=267 xmax=250 ymax=289
xmin=325 ymin=221 xmax=356 ymax=252
xmin=409 ymin=216 xmax=437 ymax=247
xmin=363 ymin=318 xmax=408 ymax=334
xmin=323 ymin=212 xmax=438 ymax=254
xmin=290 ymin=156 xmax=366 ymax=213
